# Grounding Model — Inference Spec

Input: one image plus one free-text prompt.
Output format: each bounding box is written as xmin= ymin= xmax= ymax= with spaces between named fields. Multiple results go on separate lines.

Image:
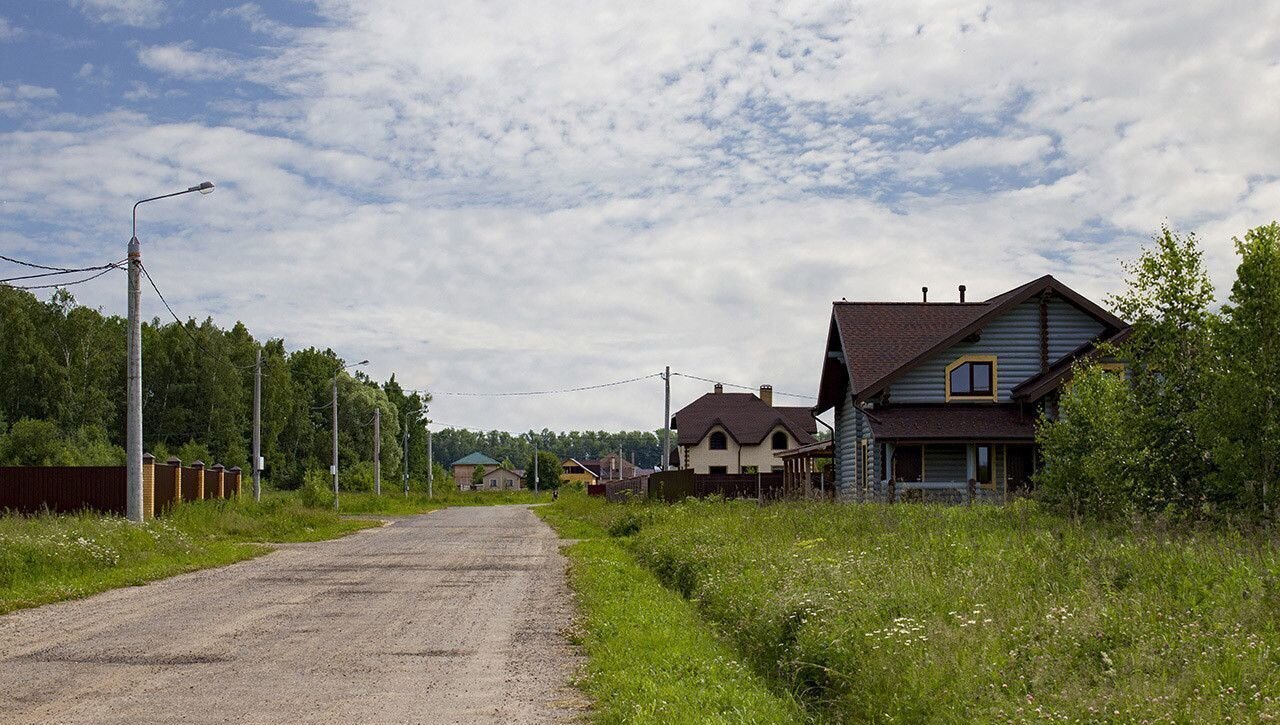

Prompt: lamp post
xmin=127 ymin=181 xmax=214 ymax=523
xmin=332 ymin=359 xmax=368 ymax=510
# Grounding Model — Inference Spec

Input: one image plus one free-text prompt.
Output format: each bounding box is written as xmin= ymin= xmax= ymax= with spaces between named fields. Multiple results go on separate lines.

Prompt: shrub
xmin=299 ymin=469 xmax=335 ymax=508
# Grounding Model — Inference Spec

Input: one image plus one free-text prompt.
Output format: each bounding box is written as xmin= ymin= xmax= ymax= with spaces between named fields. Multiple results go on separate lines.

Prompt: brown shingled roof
xmin=816 ymin=275 xmax=1127 ymax=411
xmin=866 ymin=405 xmax=1036 ymax=441
xmin=671 ymin=392 xmax=817 ymax=447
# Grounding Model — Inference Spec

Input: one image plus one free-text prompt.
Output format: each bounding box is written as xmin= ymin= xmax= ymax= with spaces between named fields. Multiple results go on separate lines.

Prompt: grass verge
xmin=0 ymin=496 xmax=376 ymax=614
xmin=563 ymin=539 xmax=804 ymax=724
xmin=537 ymin=497 xmax=803 ymax=724
xmin=546 ymin=493 xmax=1280 ymax=723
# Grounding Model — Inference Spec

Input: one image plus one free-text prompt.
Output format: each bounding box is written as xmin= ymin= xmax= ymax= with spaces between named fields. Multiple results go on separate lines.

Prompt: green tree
xmin=471 ymin=463 xmax=486 ymax=489
xmin=1203 ymin=222 xmax=1280 ymax=516
xmin=1109 ymin=226 xmax=1216 ymax=512
xmin=1036 ymin=364 xmax=1144 ymax=519
xmin=526 ymin=450 xmax=563 ymax=491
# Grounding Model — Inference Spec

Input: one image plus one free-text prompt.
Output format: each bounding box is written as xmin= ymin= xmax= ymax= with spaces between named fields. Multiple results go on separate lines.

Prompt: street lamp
xmin=126 ymin=181 xmax=215 ymax=523
xmin=332 ymin=359 xmax=369 ymax=510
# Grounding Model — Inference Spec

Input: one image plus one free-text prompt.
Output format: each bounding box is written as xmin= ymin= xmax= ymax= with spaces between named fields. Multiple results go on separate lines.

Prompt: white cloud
xmin=69 ymin=0 xmax=165 ymax=27
xmin=0 ymin=16 xmax=22 ymax=41
xmin=4 ymin=1 xmax=1280 ymax=431
xmin=138 ymin=43 xmax=241 ymax=78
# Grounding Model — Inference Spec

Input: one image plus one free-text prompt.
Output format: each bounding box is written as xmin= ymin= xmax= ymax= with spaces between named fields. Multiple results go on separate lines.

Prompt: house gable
xmin=885 ymin=294 xmax=1107 ymax=404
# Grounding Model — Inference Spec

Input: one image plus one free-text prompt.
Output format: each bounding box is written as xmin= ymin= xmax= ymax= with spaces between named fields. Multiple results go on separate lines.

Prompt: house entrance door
xmin=893 ymin=445 xmax=923 ymax=482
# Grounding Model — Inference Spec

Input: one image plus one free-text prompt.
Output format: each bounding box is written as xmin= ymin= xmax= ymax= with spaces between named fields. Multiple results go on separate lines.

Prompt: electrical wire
xmin=0 ymin=253 xmax=114 ymax=272
xmin=138 ymin=262 xmax=257 ymax=371
xmin=0 ymin=259 xmax=125 ymax=284
xmin=1 ymin=264 xmax=123 ymax=290
xmin=670 ymin=371 xmax=814 ymax=400
xmin=409 ymin=372 xmax=663 ymax=398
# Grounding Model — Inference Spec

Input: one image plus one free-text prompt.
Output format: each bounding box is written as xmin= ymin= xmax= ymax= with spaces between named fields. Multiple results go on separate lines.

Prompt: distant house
xmin=479 ymin=466 xmax=525 ymax=492
xmin=671 ymin=384 xmax=817 ymax=474
xmin=560 ymin=457 xmax=599 ymax=486
xmin=581 ymin=452 xmax=645 ymax=480
xmin=814 ymin=276 xmax=1128 ymax=501
xmin=450 ymin=452 xmax=524 ymax=492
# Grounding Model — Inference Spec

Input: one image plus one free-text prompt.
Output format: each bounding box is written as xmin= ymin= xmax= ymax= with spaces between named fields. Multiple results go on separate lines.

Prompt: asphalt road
xmin=0 ymin=505 xmax=582 ymax=724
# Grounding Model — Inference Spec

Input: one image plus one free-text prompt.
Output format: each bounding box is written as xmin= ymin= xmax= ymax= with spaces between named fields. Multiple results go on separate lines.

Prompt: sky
xmin=2 ymin=1 xmax=1278 ymax=434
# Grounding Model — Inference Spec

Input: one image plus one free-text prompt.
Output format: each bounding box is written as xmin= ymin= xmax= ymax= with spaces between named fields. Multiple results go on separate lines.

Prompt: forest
xmin=0 ymin=285 xmax=665 ymax=488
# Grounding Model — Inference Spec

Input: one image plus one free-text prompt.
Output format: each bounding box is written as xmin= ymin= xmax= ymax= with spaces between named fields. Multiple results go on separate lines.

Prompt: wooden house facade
xmin=815 ymin=275 xmax=1128 ymax=503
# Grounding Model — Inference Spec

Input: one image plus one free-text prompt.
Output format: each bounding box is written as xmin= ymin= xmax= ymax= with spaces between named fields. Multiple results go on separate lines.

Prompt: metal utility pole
xmin=332 ymin=376 xmax=339 ymax=509
xmin=533 ymin=438 xmax=539 ymax=495
xmin=252 ymin=348 xmax=262 ymax=502
xmin=329 ymin=359 xmax=367 ymax=511
xmin=126 ymin=181 xmax=214 ymax=523
xmin=662 ymin=366 xmax=671 ymax=472
xmin=402 ymin=414 xmax=410 ymax=497
xmin=373 ymin=407 xmax=381 ymax=496
xmin=426 ymin=427 xmax=433 ymax=498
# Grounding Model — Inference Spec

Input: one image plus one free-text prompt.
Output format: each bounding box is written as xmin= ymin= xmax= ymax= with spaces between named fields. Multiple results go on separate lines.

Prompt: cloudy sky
xmin=2 ymin=1 xmax=1278 ymax=433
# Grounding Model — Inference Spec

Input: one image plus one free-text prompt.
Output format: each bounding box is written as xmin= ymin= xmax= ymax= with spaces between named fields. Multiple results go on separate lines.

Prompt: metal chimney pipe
xmin=922 ymin=286 xmax=929 ymax=303
xmin=959 ymin=284 xmax=967 ymax=303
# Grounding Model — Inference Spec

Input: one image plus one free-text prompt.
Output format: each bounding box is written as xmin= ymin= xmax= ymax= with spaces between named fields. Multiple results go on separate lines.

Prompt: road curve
xmin=0 ymin=505 xmax=582 ymax=724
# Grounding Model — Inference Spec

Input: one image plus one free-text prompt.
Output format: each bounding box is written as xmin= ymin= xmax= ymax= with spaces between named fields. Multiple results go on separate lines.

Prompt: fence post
xmin=967 ymin=478 xmax=976 ymax=505
xmin=142 ymin=453 xmax=156 ymax=521
xmin=191 ymin=461 xmax=205 ymax=500
xmin=209 ymin=464 xmax=225 ymax=499
xmin=888 ymin=478 xmax=896 ymax=504
xmin=229 ymin=467 xmax=242 ymax=499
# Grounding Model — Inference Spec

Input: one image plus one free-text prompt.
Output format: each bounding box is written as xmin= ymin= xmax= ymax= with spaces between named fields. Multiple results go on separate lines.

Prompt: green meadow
xmin=541 ymin=493 xmax=1280 ymax=723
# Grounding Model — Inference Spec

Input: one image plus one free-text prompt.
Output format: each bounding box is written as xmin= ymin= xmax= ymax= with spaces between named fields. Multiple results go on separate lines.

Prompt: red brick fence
xmin=0 ymin=454 xmax=242 ymax=520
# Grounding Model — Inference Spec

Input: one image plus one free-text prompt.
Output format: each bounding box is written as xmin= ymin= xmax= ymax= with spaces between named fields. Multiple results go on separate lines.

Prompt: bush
xmin=1035 ymin=364 xmax=1144 ymax=519
xmin=299 ymin=469 xmax=335 ymax=508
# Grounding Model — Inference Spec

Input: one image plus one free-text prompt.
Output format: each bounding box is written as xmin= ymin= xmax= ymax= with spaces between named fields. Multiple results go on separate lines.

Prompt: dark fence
xmin=180 ymin=465 xmax=204 ymax=501
xmin=0 ymin=466 xmax=126 ymax=515
xmin=0 ymin=455 xmax=240 ymax=519
xmin=602 ymin=475 xmax=648 ymax=502
xmin=647 ymin=470 xmax=786 ymax=503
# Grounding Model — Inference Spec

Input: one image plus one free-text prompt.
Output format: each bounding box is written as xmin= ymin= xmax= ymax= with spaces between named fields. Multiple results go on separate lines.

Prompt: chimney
xmin=713 ymin=383 xmax=723 ymax=394
xmin=922 ymin=286 xmax=929 ymax=302
xmin=959 ymin=284 xmax=967 ymax=303
xmin=759 ymin=385 xmax=773 ymax=407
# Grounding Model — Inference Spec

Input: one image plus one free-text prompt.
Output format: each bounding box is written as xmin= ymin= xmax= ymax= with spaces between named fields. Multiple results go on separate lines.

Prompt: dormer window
xmin=946 ymin=355 xmax=998 ymax=401
xmin=709 ymin=431 xmax=728 ymax=450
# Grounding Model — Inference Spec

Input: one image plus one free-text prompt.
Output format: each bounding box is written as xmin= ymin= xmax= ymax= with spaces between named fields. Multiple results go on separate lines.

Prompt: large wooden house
xmin=815 ymin=275 xmax=1128 ymax=502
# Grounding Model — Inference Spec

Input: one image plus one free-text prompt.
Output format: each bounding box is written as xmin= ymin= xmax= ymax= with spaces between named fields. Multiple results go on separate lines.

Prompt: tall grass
xmin=550 ymin=494 xmax=1280 ymax=722
xmin=564 ymin=539 xmax=804 ymax=724
xmin=0 ymin=497 xmax=376 ymax=614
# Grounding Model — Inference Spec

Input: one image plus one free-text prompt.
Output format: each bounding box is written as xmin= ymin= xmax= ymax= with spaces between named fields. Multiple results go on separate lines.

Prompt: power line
xmin=409 ymin=372 xmax=663 ymax=397
xmin=137 ymin=262 xmax=257 ymax=371
xmin=1 ymin=264 xmax=123 ymax=291
xmin=671 ymin=371 xmax=814 ymax=400
xmin=0 ymin=253 xmax=113 ymax=273
xmin=1 ymin=260 xmax=125 ymax=284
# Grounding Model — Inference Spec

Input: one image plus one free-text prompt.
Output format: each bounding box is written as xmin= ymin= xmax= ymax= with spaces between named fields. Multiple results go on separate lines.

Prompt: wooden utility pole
xmin=663 ymin=366 xmax=671 ymax=471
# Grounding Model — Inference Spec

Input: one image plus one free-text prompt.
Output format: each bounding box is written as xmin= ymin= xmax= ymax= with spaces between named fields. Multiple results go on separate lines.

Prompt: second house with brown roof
xmin=671 ymin=384 xmax=818 ymax=474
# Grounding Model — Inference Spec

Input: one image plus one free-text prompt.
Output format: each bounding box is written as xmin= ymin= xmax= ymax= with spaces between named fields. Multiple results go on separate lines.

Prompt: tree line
xmin=1037 ymin=222 xmax=1280 ymax=522
xmin=428 ymin=428 xmax=669 ymax=471
xmin=0 ymin=284 xmax=673 ymax=490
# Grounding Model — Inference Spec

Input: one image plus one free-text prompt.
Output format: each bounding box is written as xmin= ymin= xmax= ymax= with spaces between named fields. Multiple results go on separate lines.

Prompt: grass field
xmin=0 ymin=496 xmax=376 ymax=614
xmin=544 ymin=493 xmax=1280 ymax=723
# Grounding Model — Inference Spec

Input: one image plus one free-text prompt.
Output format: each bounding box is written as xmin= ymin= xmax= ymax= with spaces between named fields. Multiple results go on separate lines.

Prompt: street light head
xmin=190 ymin=181 xmax=215 ymax=195
xmin=356 ymin=359 xmax=369 ymax=366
